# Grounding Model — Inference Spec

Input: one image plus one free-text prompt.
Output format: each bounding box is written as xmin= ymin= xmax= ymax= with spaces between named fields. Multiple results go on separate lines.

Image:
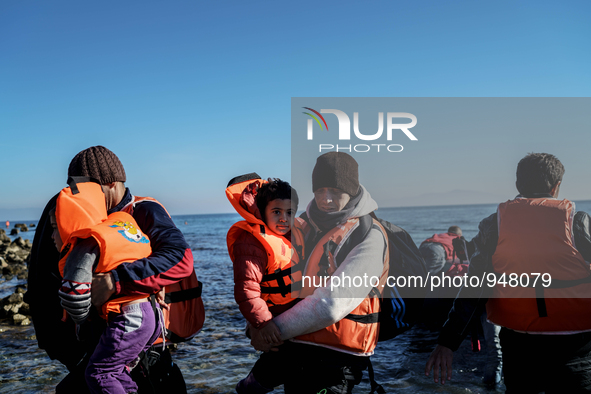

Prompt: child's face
xmin=264 ymin=199 xmax=294 ymax=236
xmin=49 ymin=212 xmax=63 ymax=252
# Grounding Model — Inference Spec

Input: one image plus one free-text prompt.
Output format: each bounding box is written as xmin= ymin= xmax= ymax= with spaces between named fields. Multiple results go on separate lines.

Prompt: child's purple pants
xmin=85 ymin=302 xmax=161 ymax=394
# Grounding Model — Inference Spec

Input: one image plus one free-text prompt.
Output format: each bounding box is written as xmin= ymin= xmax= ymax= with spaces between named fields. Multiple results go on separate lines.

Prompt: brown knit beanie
xmin=312 ymin=152 xmax=359 ymax=196
xmin=68 ymin=146 xmax=126 ymax=185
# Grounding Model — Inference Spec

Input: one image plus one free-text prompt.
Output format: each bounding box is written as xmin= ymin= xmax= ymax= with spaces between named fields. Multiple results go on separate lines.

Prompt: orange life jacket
xmin=294 ymin=216 xmax=389 ymax=356
xmin=121 ymin=195 xmax=205 ymax=343
xmin=56 ymin=177 xmax=152 ymax=319
xmin=226 ymin=175 xmax=304 ymax=306
xmin=486 ymin=198 xmax=591 ymax=333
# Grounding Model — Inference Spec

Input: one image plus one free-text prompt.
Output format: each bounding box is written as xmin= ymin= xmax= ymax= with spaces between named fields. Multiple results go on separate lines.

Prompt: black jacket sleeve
xmin=574 ymin=211 xmax=591 ymax=262
xmin=438 ymin=212 xmax=498 ymax=351
xmin=25 ymin=194 xmax=87 ymax=369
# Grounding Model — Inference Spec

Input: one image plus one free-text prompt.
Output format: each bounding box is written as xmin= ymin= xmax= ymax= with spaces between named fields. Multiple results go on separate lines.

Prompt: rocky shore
xmin=0 ymin=226 xmax=32 ymax=326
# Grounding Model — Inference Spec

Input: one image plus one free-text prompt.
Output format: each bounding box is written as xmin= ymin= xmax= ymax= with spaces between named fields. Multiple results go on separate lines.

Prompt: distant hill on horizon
xmin=379 ymin=189 xmax=591 ymax=209
xmin=4 ymin=191 xmax=591 ymax=220
xmin=378 ymin=189 xmax=509 ymax=209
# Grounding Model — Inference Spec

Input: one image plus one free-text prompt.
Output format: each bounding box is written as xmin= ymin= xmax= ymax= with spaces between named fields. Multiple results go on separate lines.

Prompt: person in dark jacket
xmin=27 ymin=146 xmax=195 ymax=393
xmin=425 ymin=153 xmax=591 ymax=393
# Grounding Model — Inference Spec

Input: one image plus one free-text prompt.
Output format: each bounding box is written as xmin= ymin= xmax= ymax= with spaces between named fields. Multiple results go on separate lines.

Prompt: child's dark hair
xmin=256 ymin=178 xmax=298 ymax=222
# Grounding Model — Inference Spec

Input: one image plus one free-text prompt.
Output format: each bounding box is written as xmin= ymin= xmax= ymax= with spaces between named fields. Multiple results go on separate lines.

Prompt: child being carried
xmin=51 ymin=177 xmax=164 ymax=394
xmin=226 ymin=174 xmax=304 ymax=393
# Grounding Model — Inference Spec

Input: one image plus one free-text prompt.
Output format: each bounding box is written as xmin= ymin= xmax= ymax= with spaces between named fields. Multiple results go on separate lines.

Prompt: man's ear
xmin=100 ymin=182 xmax=116 ymax=196
xmin=550 ymin=181 xmax=561 ymax=198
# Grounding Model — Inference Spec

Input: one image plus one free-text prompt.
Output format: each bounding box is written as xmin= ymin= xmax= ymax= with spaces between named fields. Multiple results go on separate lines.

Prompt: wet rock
xmin=15 ymin=285 xmax=26 ymax=294
xmin=14 ymin=224 xmax=28 ymax=232
xmin=5 ymin=252 xmax=23 ymax=264
xmin=12 ymin=313 xmax=30 ymax=326
xmin=1 ymin=290 xmax=31 ymax=320
xmin=8 ymin=292 xmax=24 ymax=304
xmin=2 ymin=302 xmax=22 ymax=317
xmin=2 ymin=264 xmax=27 ymax=280
xmin=6 ymin=251 xmax=28 ymax=263
xmin=0 ymin=230 xmax=9 ymax=243
xmin=10 ymin=228 xmax=18 ymax=236
xmin=30 ymin=223 xmax=35 ymax=228
xmin=0 ymin=256 xmax=7 ymax=269
xmin=13 ymin=237 xmax=26 ymax=248
xmin=5 ymin=263 xmax=28 ymax=279
xmin=18 ymin=302 xmax=30 ymax=316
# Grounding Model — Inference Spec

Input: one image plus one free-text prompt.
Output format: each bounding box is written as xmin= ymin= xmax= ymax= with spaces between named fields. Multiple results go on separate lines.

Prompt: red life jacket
xmin=121 ymin=195 xmax=205 ymax=343
xmin=486 ymin=198 xmax=591 ymax=333
xmin=294 ymin=216 xmax=389 ymax=356
xmin=422 ymin=233 xmax=460 ymax=261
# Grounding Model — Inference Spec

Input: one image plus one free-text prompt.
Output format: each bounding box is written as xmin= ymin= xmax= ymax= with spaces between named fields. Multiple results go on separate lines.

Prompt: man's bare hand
xmin=249 ymin=323 xmax=283 ymax=352
xmin=425 ymin=345 xmax=454 ymax=385
xmin=155 ymin=287 xmax=169 ymax=310
xmin=91 ymin=272 xmax=116 ymax=309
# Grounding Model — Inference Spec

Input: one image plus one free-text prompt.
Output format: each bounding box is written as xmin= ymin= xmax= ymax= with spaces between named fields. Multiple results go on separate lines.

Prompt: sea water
xmin=2 ymin=200 xmax=591 ymax=393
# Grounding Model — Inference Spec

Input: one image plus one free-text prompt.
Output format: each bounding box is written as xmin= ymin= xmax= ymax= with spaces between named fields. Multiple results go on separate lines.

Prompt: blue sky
xmin=1 ymin=1 xmax=590 ymax=220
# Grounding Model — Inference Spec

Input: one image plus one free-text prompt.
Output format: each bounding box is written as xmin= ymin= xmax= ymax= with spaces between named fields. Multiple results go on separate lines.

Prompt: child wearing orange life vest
xmin=226 ymin=176 xmax=304 ymax=394
xmin=50 ymin=179 xmax=163 ymax=394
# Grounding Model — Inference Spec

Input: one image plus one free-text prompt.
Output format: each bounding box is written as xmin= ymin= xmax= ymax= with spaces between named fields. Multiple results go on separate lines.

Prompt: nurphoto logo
xmin=303 ymin=107 xmax=418 ymax=153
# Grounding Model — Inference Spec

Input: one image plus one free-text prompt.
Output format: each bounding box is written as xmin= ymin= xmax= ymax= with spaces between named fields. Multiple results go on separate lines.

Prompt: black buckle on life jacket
xmin=146 ymin=349 xmax=161 ymax=367
xmin=318 ymin=239 xmax=337 ymax=277
xmin=261 ymin=261 xmax=305 ymax=296
xmin=274 ymin=268 xmax=289 ymax=297
xmin=293 ymin=243 xmax=304 ymax=262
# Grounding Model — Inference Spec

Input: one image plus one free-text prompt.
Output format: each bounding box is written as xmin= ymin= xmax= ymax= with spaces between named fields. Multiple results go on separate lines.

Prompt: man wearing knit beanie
xmin=67 ymin=146 xmax=127 ymax=212
xmin=312 ymin=151 xmax=360 ymax=197
xmin=68 ymin=145 xmax=127 ymax=185
xmin=28 ymin=145 xmax=200 ymax=393
xmin=249 ymin=151 xmax=389 ymax=393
